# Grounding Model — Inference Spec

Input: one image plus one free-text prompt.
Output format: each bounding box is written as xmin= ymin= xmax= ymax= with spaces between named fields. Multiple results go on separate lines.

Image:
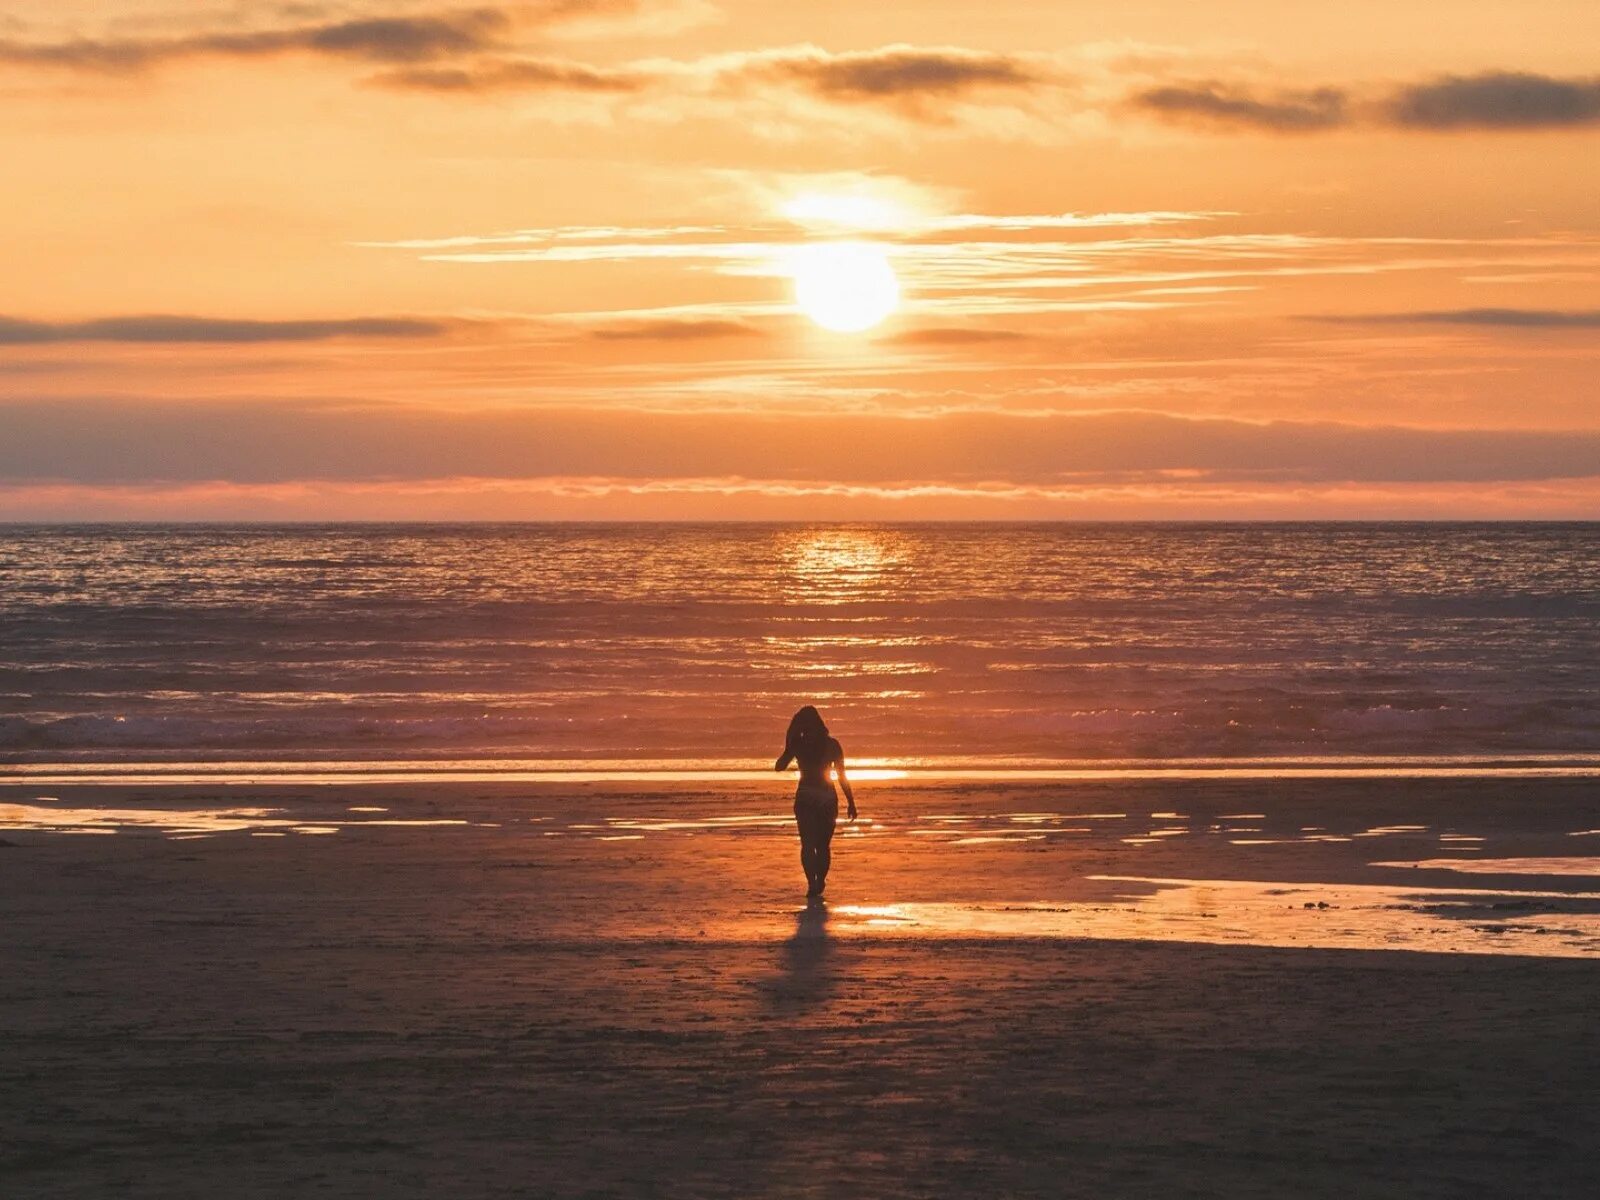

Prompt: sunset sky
xmin=3 ymin=0 xmax=1598 ymax=519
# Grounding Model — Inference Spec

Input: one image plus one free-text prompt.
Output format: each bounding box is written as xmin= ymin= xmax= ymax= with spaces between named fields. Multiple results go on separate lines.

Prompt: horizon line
xmin=5 ymin=517 xmax=1600 ymax=528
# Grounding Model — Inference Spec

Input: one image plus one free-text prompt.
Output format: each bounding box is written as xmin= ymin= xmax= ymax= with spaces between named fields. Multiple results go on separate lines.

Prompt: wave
xmin=7 ymin=695 xmax=1600 ymax=760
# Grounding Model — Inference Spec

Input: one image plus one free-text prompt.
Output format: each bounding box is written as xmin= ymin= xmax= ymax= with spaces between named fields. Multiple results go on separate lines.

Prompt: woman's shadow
xmin=766 ymin=900 xmax=836 ymax=1009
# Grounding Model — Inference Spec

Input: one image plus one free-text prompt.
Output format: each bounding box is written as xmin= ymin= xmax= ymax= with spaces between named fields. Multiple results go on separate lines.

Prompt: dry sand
xmin=4 ymin=773 xmax=1599 ymax=1198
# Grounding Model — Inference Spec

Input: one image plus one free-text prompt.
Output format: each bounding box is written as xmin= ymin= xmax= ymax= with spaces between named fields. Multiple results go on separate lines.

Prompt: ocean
xmin=3 ymin=522 xmax=1598 ymax=767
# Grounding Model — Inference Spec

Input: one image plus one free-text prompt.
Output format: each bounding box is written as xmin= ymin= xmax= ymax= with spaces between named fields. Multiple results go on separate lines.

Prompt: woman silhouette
xmin=775 ymin=705 xmax=857 ymax=898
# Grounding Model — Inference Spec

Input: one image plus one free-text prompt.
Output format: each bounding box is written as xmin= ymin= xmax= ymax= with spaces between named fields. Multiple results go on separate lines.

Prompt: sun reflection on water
xmin=783 ymin=528 xmax=903 ymax=604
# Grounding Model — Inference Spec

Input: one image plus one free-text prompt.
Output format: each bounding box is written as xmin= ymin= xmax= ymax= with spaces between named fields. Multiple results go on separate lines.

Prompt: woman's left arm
xmin=836 ymin=756 xmax=857 ymax=821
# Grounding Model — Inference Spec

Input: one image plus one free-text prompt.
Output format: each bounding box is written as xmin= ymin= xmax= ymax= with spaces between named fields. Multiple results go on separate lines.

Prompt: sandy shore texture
xmin=5 ymin=774 xmax=1600 ymax=1198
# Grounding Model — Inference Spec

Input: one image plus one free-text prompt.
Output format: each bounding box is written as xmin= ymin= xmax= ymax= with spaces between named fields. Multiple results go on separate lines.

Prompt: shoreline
xmin=9 ymin=751 xmax=1600 ymax=786
xmin=6 ymin=772 xmax=1600 ymax=956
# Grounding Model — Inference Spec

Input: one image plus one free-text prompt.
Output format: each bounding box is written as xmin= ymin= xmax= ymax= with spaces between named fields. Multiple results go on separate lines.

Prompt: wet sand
xmin=4 ymin=774 xmax=1599 ymax=1198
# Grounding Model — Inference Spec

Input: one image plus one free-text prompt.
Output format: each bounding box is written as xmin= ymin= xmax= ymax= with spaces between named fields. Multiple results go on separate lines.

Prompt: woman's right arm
xmin=775 ymin=740 xmax=794 ymax=771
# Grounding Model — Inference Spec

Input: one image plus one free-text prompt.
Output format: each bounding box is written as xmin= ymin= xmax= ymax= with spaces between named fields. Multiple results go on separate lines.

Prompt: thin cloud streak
xmin=879 ymin=327 xmax=1032 ymax=346
xmin=1311 ymin=309 xmax=1600 ymax=329
xmin=744 ymin=43 xmax=1040 ymax=104
xmin=0 ymin=315 xmax=452 ymax=345
xmin=588 ymin=318 xmax=764 ymax=341
xmin=1133 ymin=70 xmax=1600 ymax=133
xmin=7 ymin=475 xmax=1600 ymax=522
xmin=0 ymin=9 xmax=515 ymax=71
xmin=371 ymin=56 xmax=643 ymax=92
xmin=358 ymin=211 xmax=1227 ymax=252
xmin=370 ymin=218 xmax=1600 ymax=324
xmin=1132 ymin=82 xmax=1347 ymax=131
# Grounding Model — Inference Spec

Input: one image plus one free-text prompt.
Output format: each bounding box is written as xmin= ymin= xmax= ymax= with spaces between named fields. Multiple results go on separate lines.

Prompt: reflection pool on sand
xmin=7 ymin=786 xmax=1600 ymax=959
xmin=810 ymin=875 xmax=1600 ymax=959
xmin=0 ymin=802 xmax=468 ymax=837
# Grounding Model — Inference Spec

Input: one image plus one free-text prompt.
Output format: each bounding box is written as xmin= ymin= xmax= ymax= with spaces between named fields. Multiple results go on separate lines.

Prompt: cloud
xmin=1130 ymin=82 xmax=1348 ymax=131
xmin=1310 ymin=308 xmax=1600 ymax=329
xmin=587 ymin=318 xmax=763 ymax=341
xmin=0 ymin=20 xmax=1051 ymax=126
xmin=0 ymin=8 xmax=513 ymax=71
xmin=375 ymin=42 xmax=1043 ymax=106
xmin=0 ymin=315 xmax=449 ymax=344
xmin=293 ymin=11 xmax=509 ymax=62
xmin=1132 ymin=70 xmax=1600 ymax=135
xmin=370 ymin=55 xmax=641 ymax=92
xmin=4 ymin=400 xmax=1598 ymax=488
xmin=879 ymin=327 xmax=1031 ymax=346
xmin=747 ymin=43 xmax=1040 ymax=102
xmin=11 ymin=14 xmax=1600 ymax=147
xmin=369 ymin=42 xmax=1049 ymax=116
xmin=1387 ymin=72 xmax=1600 ymax=130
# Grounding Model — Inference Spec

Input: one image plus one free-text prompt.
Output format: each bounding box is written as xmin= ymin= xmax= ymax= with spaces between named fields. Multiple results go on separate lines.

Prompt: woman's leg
xmin=796 ymin=800 xmax=819 ymax=889
xmin=795 ymin=793 xmax=836 ymax=894
xmin=812 ymin=805 xmax=837 ymax=892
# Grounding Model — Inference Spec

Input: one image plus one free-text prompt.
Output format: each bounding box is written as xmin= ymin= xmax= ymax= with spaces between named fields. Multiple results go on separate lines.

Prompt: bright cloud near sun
xmin=780 ymin=191 xmax=916 ymax=233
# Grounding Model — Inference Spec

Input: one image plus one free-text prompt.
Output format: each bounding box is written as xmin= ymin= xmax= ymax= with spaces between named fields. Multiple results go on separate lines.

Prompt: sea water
xmin=3 ymin=522 xmax=1598 ymax=765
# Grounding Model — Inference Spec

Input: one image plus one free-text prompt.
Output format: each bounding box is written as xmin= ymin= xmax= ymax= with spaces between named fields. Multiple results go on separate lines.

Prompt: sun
xmin=789 ymin=241 xmax=900 ymax=333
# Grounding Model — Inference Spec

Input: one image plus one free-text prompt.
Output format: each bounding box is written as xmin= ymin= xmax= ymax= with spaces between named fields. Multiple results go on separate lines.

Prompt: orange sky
xmin=2 ymin=0 xmax=1598 ymax=519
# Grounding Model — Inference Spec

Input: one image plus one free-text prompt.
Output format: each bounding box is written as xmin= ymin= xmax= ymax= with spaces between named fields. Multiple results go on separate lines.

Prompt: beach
xmin=5 ymin=770 xmax=1599 ymax=1198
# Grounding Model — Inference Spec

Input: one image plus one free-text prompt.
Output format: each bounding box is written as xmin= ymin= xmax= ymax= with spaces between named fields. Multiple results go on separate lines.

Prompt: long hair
xmin=785 ymin=705 xmax=829 ymax=756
